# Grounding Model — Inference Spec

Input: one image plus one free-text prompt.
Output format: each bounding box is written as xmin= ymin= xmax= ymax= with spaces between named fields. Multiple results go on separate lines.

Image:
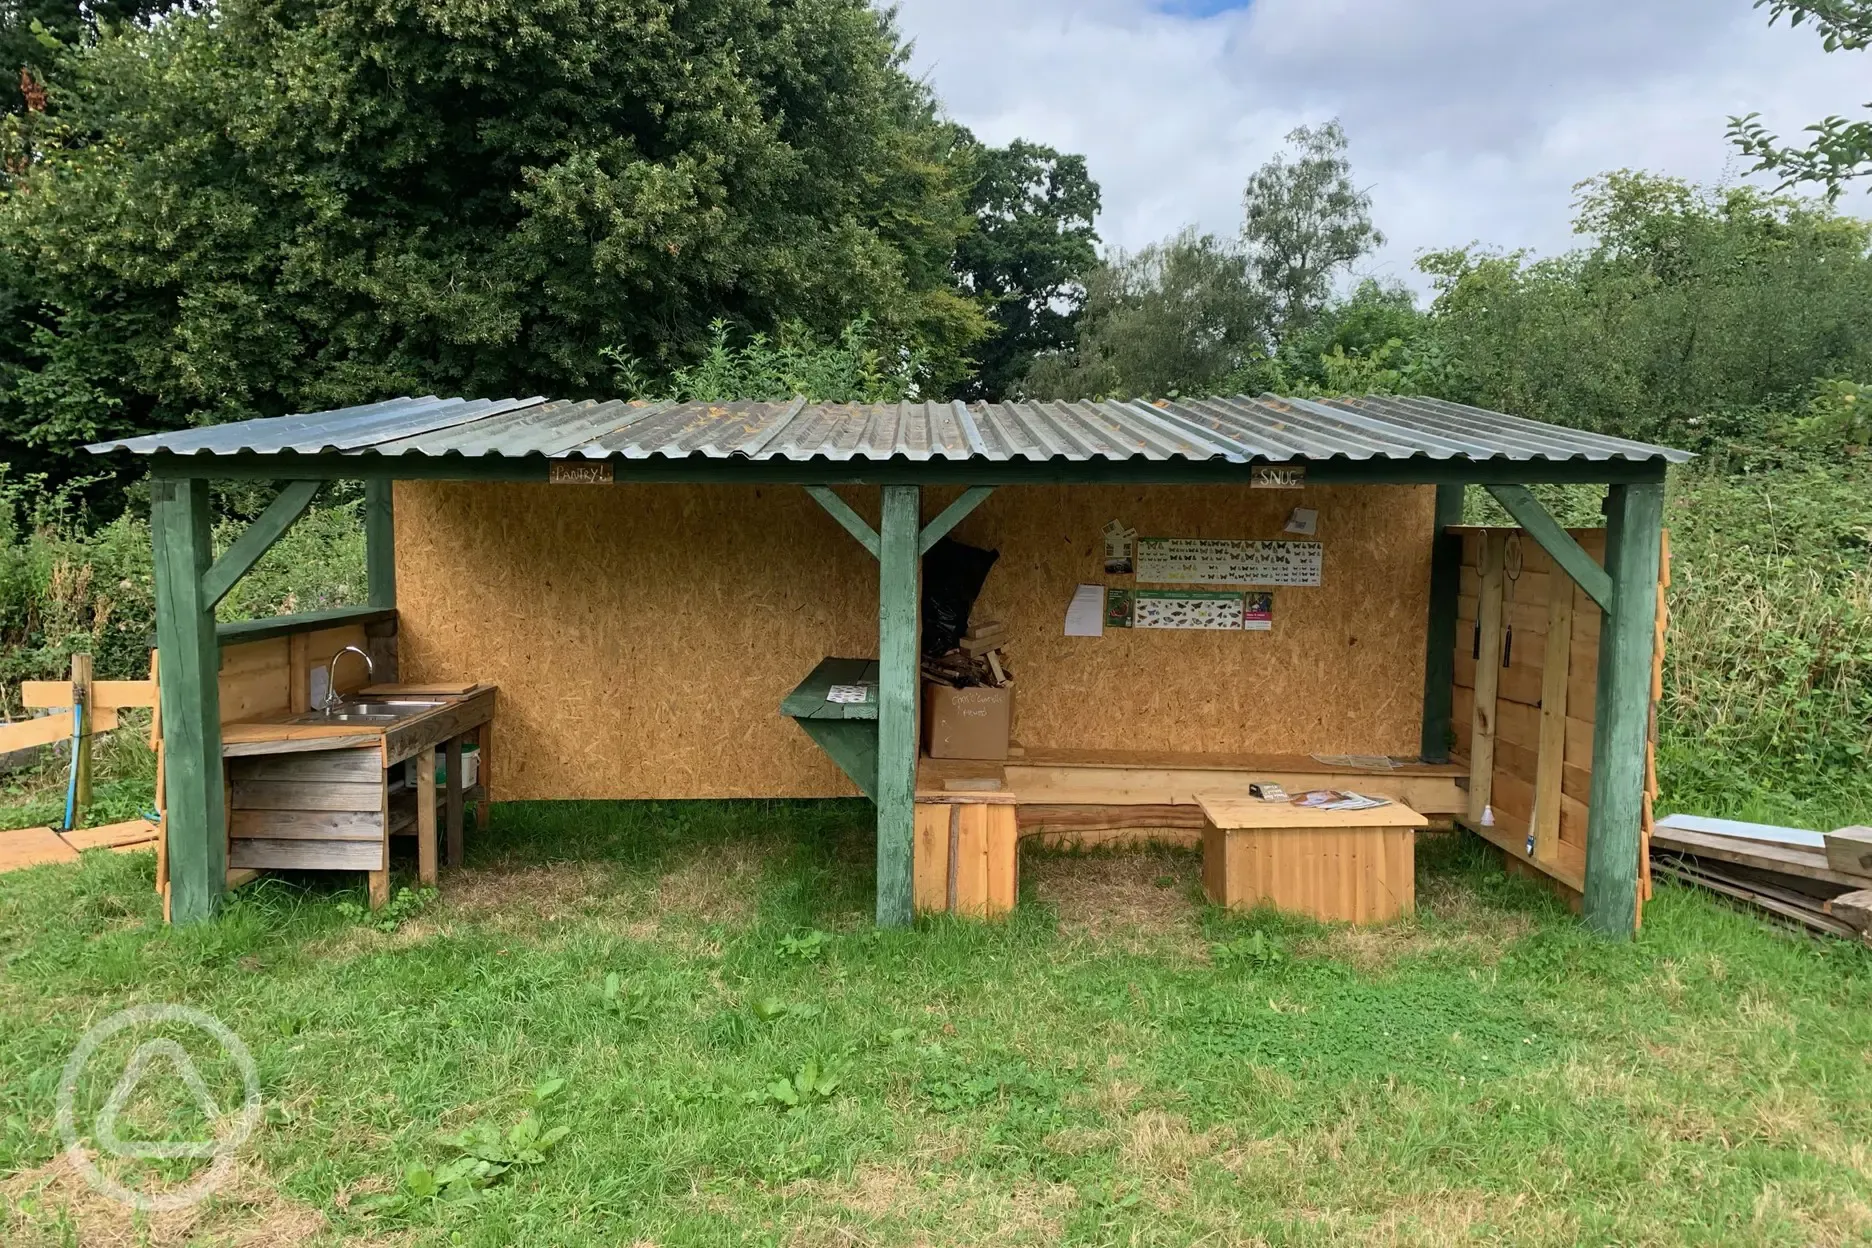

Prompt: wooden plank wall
xmin=1451 ymin=526 xmax=1668 ymax=908
xmin=216 ymin=624 xmax=374 ymax=722
xmin=226 ymin=748 xmax=386 ymax=871
xmin=394 ymin=481 xmax=1436 ymax=801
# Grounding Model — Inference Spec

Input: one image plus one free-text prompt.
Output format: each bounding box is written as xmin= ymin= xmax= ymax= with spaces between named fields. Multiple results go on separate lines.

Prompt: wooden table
xmin=1198 ymin=794 xmax=1428 ymax=924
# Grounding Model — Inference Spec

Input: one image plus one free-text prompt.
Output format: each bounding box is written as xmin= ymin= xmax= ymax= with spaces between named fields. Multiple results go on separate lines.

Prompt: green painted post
xmin=1419 ymin=484 xmax=1465 ymax=762
xmin=152 ymin=476 xmax=227 ymax=924
xmin=366 ymin=478 xmax=396 ymax=608
xmin=1582 ymin=480 xmax=1664 ymax=937
xmin=875 ymin=484 xmax=921 ymax=927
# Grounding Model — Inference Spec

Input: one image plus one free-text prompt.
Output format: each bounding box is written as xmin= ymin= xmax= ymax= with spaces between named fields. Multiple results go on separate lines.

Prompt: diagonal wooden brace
xmin=201 ymin=480 xmax=325 ymax=610
xmin=1484 ymin=485 xmax=1613 ymax=611
xmin=806 ymin=485 xmax=996 ymax=561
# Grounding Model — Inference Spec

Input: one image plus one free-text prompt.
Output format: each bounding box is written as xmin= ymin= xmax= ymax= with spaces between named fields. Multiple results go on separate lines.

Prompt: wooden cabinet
xmin=227 ymin=747 xmax=388 ymax=872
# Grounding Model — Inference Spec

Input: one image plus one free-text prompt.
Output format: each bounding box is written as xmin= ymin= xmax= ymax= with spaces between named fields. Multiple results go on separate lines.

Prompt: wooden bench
xmin=1198 ymin=794 xmax=1428 ymax=924
xmin=785 ymin=658 xmax=1462 ymax=923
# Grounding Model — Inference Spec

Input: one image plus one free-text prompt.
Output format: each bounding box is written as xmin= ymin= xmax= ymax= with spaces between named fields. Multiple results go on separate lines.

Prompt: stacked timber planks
xmin=1652 ymin=815 xmax=1872 ymax=944
xmin=922 ymin=620 xmax=1012 ymax=689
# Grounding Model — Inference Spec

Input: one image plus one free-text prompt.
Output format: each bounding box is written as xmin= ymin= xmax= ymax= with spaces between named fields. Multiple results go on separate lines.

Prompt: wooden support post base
xmin=913 ymin=800 xmax=1017 ymax=918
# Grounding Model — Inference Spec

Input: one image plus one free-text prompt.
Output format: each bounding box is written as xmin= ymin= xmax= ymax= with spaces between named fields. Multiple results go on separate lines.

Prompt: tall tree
xmin=1730 ymin=0 xmax=1872 ymax=197
xmin=953 ymin=139 xmax=1101 ymax=401
xmin=1241 ymin=120 xmax=1384 ymax=342
xmin=3 ymin=0 xmax=177 ymax=120
xmin=0 ymin=0 xmax=988 ymax=501
xmin=1418 ymin=171 xmax=1872 ymax=444
xmin=1022 ymin=229 xmax=1263 ymax=399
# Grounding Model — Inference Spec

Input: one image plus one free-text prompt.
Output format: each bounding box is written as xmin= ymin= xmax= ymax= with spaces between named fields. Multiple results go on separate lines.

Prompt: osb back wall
xmin=394 ymin=481 xmax=1434 ymax=801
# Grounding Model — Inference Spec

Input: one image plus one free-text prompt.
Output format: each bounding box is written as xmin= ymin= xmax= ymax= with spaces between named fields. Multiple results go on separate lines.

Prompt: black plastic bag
xmin=922 ymin=536 xmax=998 ymax=657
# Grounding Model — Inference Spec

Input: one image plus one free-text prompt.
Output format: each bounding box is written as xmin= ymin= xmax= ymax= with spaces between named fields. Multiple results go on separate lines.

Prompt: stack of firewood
xmin=921 ymin=619 xmax=1012 ymax=688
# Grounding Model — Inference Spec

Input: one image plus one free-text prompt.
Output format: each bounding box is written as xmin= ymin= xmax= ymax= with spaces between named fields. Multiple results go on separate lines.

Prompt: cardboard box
xmin=923 ymin=681 xmax=1014 ymax=760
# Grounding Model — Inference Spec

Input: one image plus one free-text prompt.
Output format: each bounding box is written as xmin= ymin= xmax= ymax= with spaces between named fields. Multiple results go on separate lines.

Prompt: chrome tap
xmin=323 ymin=645 xmax=375 ymax=712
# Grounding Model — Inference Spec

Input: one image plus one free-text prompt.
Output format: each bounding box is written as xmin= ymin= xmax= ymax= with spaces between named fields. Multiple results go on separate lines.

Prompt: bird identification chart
xmin=1134 ymin=538 xmax=1322 ymax=587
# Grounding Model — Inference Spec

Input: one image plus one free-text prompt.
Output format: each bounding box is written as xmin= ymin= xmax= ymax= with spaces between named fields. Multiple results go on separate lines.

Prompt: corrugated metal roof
xmin=85 ymin=394 xmax=1691 ymax=465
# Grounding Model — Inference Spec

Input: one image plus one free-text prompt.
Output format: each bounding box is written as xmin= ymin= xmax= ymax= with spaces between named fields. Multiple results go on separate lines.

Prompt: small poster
xmin=1064 ymin=584 xmax=1105 ymax=637
xmin=1134 ymin=590 xmax=1246 ymax=630
xmin=1102 ymin=519 xmax=1136 ymax=574
xmin=1105 ymin=587 xmax=1134 ymax=628
xmin=1135 ymin=537 xmax=1322 ymax=587
xmin=1244 ymin=592 xmax=1273 ymax=630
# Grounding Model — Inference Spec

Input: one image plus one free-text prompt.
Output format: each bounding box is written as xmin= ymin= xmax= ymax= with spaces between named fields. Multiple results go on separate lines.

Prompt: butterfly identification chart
xmin=1134 ymin=538 xmax=1322 ymax=587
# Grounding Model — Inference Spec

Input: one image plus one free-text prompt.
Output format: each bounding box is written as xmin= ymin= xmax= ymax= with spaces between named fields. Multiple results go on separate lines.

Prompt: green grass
xmin=2 ymin=800 xmax=1871 ymax=1246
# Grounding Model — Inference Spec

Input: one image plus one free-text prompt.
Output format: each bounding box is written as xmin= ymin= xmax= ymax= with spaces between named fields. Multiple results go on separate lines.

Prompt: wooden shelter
xmin=87 ymin=394 xmax=1689 ymax=934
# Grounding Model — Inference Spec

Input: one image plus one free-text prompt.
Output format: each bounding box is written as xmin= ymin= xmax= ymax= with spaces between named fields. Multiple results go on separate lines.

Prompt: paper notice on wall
xmin=1102 ymin=519 xmax=1137 ymax=574
xmin=1134 ymin=590 xmax=1246 ymax=630
xmin=1135 ymin=537 xmax=1322 ymax=586
xmin=1244 ymin=592 xmax=1273 ymax=631
xmin=1064 ymin=584 xmax=1106 ymax=637
xmin=1104 ymin=587 xmax=1134 ymax=628
xmin=1284 ymin=508 xmax=1319 ymax=536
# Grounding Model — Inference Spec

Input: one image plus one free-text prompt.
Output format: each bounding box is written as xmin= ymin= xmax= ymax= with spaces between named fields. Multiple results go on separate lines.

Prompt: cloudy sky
xmin=892 ymin=0 xmax=1870 ymax=292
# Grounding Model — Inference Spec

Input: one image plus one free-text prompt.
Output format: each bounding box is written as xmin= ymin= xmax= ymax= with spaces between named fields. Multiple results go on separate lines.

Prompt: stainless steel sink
xmin=283 ymin=709 xmax=401 ymax=724
xmin=280 ymin=695 xmax=450 ymax=726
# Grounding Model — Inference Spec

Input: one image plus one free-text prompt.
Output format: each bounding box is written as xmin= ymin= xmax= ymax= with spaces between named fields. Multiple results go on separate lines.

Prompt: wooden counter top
xmin=222 ymin=685 xmax=495 ymax=762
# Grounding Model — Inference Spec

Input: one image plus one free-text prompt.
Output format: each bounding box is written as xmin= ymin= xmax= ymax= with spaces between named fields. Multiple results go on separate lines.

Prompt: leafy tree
xmin=1730 ymin=0 xmax=1872 ymax=197
xmin=953 ymin=139 xmax=1101 ymax=401
xmin=2 ymin=0 xmax=178 ymax=121
xmin=1241 ymin=120 xmax=1384 ymax=342
xmin=607 ymin=317 xmax=924 ymax=403
xmin=0 ymin=0 xmax=988 ymax=507
xmin=1028 ymin=118 xmax=1389 ymax=400
xmin=1418 ymin=171 xmax=1872 ymax=445
xmin=1256 ymin=278 xmax=1444 ymax=396
xmin=1022 ymin=229 xmax=1263 ymax=399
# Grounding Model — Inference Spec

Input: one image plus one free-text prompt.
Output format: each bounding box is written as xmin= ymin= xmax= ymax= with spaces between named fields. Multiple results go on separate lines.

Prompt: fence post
xmin=71 ymin=652 xmax=93 ymax=813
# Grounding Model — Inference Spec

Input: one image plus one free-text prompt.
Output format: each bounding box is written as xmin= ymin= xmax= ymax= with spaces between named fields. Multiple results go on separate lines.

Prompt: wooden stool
xmin=1198 ymin=794 xmax=1427 ymax=924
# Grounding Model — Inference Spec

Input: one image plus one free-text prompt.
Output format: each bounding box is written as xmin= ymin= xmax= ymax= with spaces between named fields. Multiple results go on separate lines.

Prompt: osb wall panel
xmin=395 ymin=482 xmax=881 ymax=800
xmin=393 ymin=481 xmax=1435 ymax=800
xmin=939 ymin=484 xmax=1433 ymax=758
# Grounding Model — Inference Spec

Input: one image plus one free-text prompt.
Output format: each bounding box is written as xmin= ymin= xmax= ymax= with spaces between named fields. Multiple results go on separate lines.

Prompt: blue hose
xmin=60 ymin=697 xmax=83 ymax=832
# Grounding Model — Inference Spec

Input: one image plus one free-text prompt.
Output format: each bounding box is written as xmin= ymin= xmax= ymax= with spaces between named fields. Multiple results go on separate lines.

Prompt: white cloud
xmin=894 ymin=0 xmax=1871 ymax=291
